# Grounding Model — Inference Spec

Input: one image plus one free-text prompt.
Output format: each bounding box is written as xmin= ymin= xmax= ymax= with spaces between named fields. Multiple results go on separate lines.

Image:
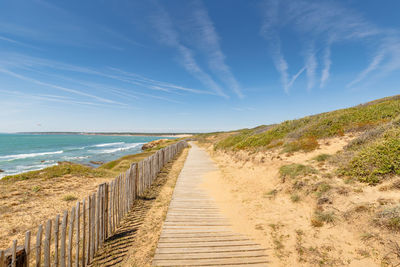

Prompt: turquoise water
xmin=0 ymin=134 xmax=172 ymax=178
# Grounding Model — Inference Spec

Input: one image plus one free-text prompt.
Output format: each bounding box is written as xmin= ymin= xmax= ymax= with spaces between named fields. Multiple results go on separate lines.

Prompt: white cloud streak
xmin=151 ymin=2 xmax=227 ymax=98
xmin=261 ymin=0 xmax=398 ymax=91
xmin=190 ymin=1 xmax=243 ymax=98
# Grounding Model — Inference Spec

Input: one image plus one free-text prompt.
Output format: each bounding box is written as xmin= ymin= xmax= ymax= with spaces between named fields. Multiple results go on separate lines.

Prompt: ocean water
xmin=0 ymin=134 xmax=172 ymax=178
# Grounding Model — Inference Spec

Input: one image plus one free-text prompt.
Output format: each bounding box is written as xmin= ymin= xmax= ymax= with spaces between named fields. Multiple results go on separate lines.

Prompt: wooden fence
xmin=0 ymin=140 xmax=188 ymax=267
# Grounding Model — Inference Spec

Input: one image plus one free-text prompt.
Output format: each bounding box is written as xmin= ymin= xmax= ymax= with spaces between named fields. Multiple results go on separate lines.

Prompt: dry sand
xmin=199 ymin=135 xmax=400 ymax=266
xmin=0 ymin=175 xmax=112 ymax=249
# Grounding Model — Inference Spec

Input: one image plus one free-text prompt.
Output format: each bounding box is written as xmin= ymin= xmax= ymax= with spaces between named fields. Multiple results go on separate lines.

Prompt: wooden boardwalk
xmin=153 ymin=143 xmax=268 ymax=266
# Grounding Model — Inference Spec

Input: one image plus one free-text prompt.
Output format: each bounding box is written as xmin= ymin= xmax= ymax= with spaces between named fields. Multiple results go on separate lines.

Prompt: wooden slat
xmin=153 ymin=143 xmax=267 ymax=266
xmin=152 ymin=257 xmax=268 ymax=266
xmin=44 ymin=220 xmax=52 ymax=267
xmin=67 ymin=207 xmax=75 ymax=267
xmin=82 ymin=199 xmax=86 ymax=267
xmin=25 ymin=231 xmax=31 ymax=267
xmin=0 ymin=250 xmax=4 ymax=267
xmin=11 ymin=240 xmax=16 ymax=267
xmin=36 ymin=224 xmax=43 ymax=267
xmin=75 ymin=201 xmax=80 ymax=267
xmin=60 ymin=211 xmax=68 ymax=267
xmin=153 ymin=250 xmax=267 ymax=260
xmin=155 ymin=245 xmax=266 ymax=254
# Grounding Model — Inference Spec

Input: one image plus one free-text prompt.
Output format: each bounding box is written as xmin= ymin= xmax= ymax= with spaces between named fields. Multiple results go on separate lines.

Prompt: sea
xmin=0 ymin=134 xmax=172 ymax=178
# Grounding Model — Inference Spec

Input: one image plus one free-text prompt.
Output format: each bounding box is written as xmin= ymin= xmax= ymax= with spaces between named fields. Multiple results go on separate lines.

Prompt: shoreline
xmin=0 ymin=138 xmax=179 ymax=180
xmin=13 ymin=132 xmax=194 ymax=138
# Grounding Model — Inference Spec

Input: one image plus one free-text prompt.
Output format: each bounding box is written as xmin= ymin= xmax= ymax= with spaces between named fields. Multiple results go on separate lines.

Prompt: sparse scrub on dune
xmin=340 ymin=127 xmax=400 ymax=184
xmin=63 ymin=194 xmax=78 ymax=202
xmin=374 ymin=205 xmax=400 ymax=231
xmin=280 ymin=164 xmax=317 ymax=180
xmin=213 ymin=95 xmax=400 ymax=151
xmin=311 ymin=210 xmax=336 ymax=227
xmin=2 ymin=162 xmax=108 ymax=182
xmin=290 ymin=194 xmax=301 ymax=202
xmin=313 ymin=153 xmax=332 ymax=162
xmin=282 ymin=136 xmax=319 ymax=153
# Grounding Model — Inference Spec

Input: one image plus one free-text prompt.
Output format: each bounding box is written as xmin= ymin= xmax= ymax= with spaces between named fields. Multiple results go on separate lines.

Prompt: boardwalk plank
xmin=152 ymin=143 xmax=268 ymax=266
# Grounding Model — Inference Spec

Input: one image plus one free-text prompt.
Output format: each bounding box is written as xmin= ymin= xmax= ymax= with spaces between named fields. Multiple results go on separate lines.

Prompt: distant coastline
xmin=16 ymin=132 xmax=194 ymax=138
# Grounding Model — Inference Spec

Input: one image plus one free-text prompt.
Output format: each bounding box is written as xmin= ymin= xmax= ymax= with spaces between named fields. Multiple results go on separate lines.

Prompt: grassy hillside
xmin=215 ymin=95 xmax=400 ymax=151
xmin=197 ymin=95 xmax=400 ymax=184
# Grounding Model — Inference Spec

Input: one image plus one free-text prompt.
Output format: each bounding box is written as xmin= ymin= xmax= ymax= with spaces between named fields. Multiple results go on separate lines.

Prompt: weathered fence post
xmin=60 ymin=211 xmax=68 ymax=267
xmin=44 ymin=220 xmax=52 ymax=267
xmin=75 ymin=201 xmax=80 ymax=267
xmin=25 ymin=231 xmax=31 ymax=267
xmin=82 ymin=198 xmax=86 ymax=267
xmin=67 ymin=207 xmax=75 ymax=267
xmin=36 ymin=224 xmax=43 ymax=267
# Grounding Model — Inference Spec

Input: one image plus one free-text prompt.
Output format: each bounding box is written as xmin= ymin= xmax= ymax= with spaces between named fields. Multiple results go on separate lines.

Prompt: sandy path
xmin=152 ymin=143 xmax=269 ymax=266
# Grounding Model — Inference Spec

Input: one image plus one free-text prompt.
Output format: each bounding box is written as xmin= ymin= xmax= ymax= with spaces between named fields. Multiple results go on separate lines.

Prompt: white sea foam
xmin=100 ymin=143 xmax=143 ymax=154
xmin=0 ymin=163 xmax=58 ymax=179
xmin=0 ymin=150 xmax=64 ymax=161
xmin=92 ymin=142 xmax=125 ymax=147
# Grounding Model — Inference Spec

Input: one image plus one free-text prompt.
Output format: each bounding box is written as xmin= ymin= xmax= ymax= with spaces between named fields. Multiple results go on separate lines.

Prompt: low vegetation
xmin=313 ymin=153 xmax=331 ymax=162
xmin=340 ymin=126 xmax=400 ymax=184
xmin=197 ymin=95 xmax=400 ymax=185
xmin=214 ymin=95 xmax=400 ymax=152
xmin=280 ymin=164 xmax=317 ymax=179
xmin=374 ymin=205 xmax=400 ymax=231
xmin=311 ymin=210 xmax=336 ymax=227
xmin=62 ymin=195 xmax=78 ymax=202
xmin=1 ymin=162 xmax=108 ymax=182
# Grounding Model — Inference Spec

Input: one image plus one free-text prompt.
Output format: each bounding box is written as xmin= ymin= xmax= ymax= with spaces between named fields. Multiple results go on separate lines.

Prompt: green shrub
xmin=280 ymin=164 xmax=317 ymax=179
xmin=290 ymin=194 xmax=301 ymax=202
xmin=340 ymin=127 xmax=400 ymax=184
xmin=63 ymin=195 xmax=78 ymax=202
xmin=283 ymin=136 xmax=319 ymax=153
xmin=214 ymin=95 xmax=400 ymax=151
xmin=374 ymin=205 xmax=400 ymax=231
xmin=313 ymin=154 xmax=332 ymax=162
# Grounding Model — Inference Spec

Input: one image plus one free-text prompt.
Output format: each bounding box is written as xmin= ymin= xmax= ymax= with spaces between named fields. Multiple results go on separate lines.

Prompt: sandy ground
xmin=0 ymin=175 xmax=112 ymax=250
xmin=199 ymin=135 xmax=400 ymax=266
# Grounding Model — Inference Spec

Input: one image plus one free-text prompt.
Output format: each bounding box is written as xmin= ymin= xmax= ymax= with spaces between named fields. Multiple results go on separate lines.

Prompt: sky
xmin=0 ymin=0 xmax=400 ymax=133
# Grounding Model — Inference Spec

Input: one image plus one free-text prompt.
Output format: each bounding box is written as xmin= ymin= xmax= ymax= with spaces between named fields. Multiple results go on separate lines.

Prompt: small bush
xmin=311 ymin=210 xmax=336 ymax=227
xmin=283 ymin=136 xmax=319 ymax=153
xmin=340 ymin=127 xmax=400 ymax=184
xmin=264 ymin=189 xmax=278 ymax=198
xmin=280 ymin=164 xmax=317 ymax=179
xmin=63 ymin=195 xmax=78 ymax=202
xmin=290 ymin=194 xmax=301 ymax=202
xmin=32 ymin=186 xmax=41 ymax=192
xmin=374 ymin=205 xmax=400 ymax=231
xmin=313 ymin=154 xmax=331 ymax=162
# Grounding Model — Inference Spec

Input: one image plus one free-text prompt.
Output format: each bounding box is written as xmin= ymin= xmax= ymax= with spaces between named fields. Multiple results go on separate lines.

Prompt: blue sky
xmin=0 ymin=0 xmax=399 ymax=133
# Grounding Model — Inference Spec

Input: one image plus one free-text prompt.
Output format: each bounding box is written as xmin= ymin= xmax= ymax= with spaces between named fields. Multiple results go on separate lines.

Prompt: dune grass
xmin=279 ymin=164 xmax=317 ymax=179
xmin=340 ymin=126 xmax=400 ymax=184
xmin=214 ymin=95 xmax=400 ymax=152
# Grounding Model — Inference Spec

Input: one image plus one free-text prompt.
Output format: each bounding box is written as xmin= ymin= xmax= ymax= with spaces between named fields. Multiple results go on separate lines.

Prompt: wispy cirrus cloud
xmin=261 ymin=0 xmax=397 ymax=92
xmin=0 ymin=52 xmax=212 ymax=107
xmin=150 ymin=2 xmax=227 ymax=98
xmin=189 ymin=1 xmax=243 ymax=98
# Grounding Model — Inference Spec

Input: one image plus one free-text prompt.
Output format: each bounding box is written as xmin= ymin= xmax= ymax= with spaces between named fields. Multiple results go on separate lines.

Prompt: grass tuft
xmin=280 ymin=164 xmax=317 ymax=179
xmin=311 ymin=210 xmax=336 ymax=227
xmin=63 ymin=195 xmax=78 ymax=202
xmin=290 ymin=194 xmax=301 ymax=202
xmin=374 ymin=205 xmax=400 ymax=231
xmin=313 ymin=153 xmax=332 ymax=162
